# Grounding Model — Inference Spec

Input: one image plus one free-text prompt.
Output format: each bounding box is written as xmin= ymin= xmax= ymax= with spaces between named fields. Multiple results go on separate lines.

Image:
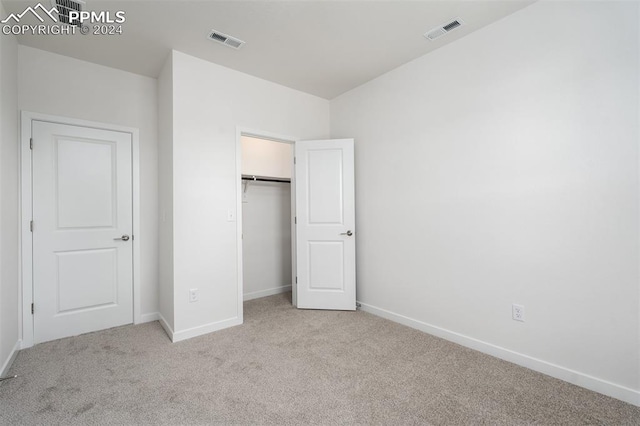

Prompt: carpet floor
xmin=1 ymin=292 xmax=638 ymax=425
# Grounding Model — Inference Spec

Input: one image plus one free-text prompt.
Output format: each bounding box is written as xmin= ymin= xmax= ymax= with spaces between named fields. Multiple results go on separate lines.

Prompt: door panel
xmin=56 ymin=139 xmax=116 ymax=228
xmin=308 ymin=149 xmax=343 ymax=224
xmin=56 ymin=248 xmax=117 ymax=313
xmin=308 ymin=241 xmax=344 ymax=290
xmin=32 ymin=121 xmax=133 ymax=344
xmin=295 ymin=139 xmax=355 ymax=310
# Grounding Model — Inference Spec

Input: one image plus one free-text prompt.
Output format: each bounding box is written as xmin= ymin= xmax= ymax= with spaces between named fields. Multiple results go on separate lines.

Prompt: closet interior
xmin=240 ymin=136 xmax=294 ymax=301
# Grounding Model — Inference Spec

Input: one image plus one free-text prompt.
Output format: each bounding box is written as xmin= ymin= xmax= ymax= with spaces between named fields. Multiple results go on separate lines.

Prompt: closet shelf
xmin=241 ymin=174 xmax=291 ymax=183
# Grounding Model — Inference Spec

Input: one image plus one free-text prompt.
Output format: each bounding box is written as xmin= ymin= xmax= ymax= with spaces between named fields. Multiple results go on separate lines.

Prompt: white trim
xmin=131 ymin=133 xmax=142 ymax=325
xmin=157 ymin=313 xmax=174 ymax=341
xmin=290 ymin=142 xmax=297 ymax=307
xmin=235 ymin=128 xmax=244 ymax=330
xmin=172 ymin=317 xmax=242 ymax=343
xmin=0 ymin=340 xmax=21 ymax=378
xmin=139 ymin=312 xmax=160 ymax=323
xmin=243 ymin=285 xmax=292 ymax=301
xmin=20 ymin=114 xmax=33 ymax=349
xmin=158 ymin=314 xmax=242 ymax=344
xmin=20 ymin=111 xmax=141 ymax=348
xmin=357 ymin=301 xmax=640 ymax=407
xmin=637 ymin=2 xmax=640 ymax=410
xmin=235 ymin=127 xmax=298 ymax=325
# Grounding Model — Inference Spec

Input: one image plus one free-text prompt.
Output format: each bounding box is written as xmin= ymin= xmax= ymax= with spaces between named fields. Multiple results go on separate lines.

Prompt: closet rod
xmin=241 ymin=174 xmax=291 ymax=183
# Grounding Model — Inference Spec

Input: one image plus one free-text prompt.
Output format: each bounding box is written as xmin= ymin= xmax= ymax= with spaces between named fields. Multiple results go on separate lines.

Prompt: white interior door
xmin=295 ymin=138 xmax=356 ymax=310
xmin=32 ymin=120 xmax=133 ymax=344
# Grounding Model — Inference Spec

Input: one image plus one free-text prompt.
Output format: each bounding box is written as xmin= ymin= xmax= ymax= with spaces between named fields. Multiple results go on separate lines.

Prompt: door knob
xmin=340 ymin=230 xmax=353 ymax=236
xmin=114 ymin=235 xmax=130 ymax=241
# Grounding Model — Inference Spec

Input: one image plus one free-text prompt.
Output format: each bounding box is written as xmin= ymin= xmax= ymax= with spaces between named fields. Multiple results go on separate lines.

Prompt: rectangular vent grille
xmin=424 ymin=18 xmax=464 ymax=41
xmin=442 ymin=20 xmax=461 ymax=32
xmin=426 ymin=28 xmax=446 ymax=40
xmin=210 ymin=33 xmax=227 ymax=43
xmin=208 ymin=30 xmax=246 ymax=50
xmin=51 ymin=0 xmax=84 ymax=26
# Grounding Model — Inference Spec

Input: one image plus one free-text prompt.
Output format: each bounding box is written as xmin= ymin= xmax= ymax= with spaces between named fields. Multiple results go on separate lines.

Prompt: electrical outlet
xmin=227 ymin=209 xmax=236 ymax=222
xmin=512 ymin=304 xmax=525 ymax=322
xmin=189 ymin=288 xmax=199 ymax=303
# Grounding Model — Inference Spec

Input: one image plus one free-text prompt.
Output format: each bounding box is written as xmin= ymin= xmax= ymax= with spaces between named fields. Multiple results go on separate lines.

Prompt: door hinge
xmin=295 ymin=276 xmax=298 ymax=284
xmin=294 ymin=157 xmax=296 ymax=165
xmin=30 ymin=221 xmax=33 ymax=232
xmin=295 ymin=216 xmax=297 ymax=224
xmin=31 ymin=303 xmax=34 ymax=315
xmin=30 ymin=138 xmax=33 ymax=150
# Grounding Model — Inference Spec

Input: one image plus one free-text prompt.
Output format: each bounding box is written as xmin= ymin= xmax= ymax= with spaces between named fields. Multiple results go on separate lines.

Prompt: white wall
xmin=157 ymin=53 xmax=174 ymax=331
xmin=169 ymin=51 xmax=329 ymax=340
xmin=331 ymin=1 xmax=640 ymax=405
xmin=241 ymin=137 xmax=292 ymax=300
xmin=0 ymin=2 xmax=20 ymax=375
xmin=242 ymin=136 xmax=292 ymax=179
xmin=18 ymin=46 xmax=159 ymax=320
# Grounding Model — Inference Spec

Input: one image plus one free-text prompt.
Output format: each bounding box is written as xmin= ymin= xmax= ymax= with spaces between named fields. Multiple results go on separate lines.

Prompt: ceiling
xmin=1 ymin=0 xmax=534 ymax=99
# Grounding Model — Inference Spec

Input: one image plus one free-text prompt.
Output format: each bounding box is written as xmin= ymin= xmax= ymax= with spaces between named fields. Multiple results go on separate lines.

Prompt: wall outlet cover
xmin=512 ymin=304 xmax=525 ymax=322
xmin=189 ymin=288 xmax=199 ymax=303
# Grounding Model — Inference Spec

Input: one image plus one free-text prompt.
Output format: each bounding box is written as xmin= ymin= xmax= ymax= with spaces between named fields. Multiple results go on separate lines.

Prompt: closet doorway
xmin=239 ymin=134 xmax=296 ymax=305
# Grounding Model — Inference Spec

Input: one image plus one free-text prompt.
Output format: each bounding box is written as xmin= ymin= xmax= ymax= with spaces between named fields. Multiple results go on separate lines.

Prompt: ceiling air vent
xmin=51 ymin=0 xmax=84 ymax=26
xmin=424 ymin=18 xmax=464 ymax=41
xmin=208 ymin=30 xmax=246 ymax=49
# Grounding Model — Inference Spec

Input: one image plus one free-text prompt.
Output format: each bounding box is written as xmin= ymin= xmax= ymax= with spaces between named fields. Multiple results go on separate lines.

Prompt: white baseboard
xmin=167 ymin=317 xmax=243 ymax=343
xmin=139 ymin=312 xmax=160 ymax=324
xmin=1 ymin=340 xmax=21 ymax=378
xmin=157 ymin=313 xmax=174 ymax=341
xmin=243 ymin=285 xmax=292 ymax=301
xmin=357 ymin=301 xmax=640 ymax=407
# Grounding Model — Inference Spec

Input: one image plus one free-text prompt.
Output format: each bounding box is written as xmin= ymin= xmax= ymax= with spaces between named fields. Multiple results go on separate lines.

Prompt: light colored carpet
xmin=1 ymin=292 xmax=638 ymax=425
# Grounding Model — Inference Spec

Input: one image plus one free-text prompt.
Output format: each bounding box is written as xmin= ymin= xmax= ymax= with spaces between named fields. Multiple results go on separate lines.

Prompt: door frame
xmin=20 ymin=111 xmax=141 ymax=349
xmin=235 ymin=127 xmax=298 ymax=322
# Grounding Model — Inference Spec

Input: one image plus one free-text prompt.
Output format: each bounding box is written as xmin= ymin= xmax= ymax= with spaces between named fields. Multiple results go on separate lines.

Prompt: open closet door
xmin=295 ymin=139 xmax=356 ymax=310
